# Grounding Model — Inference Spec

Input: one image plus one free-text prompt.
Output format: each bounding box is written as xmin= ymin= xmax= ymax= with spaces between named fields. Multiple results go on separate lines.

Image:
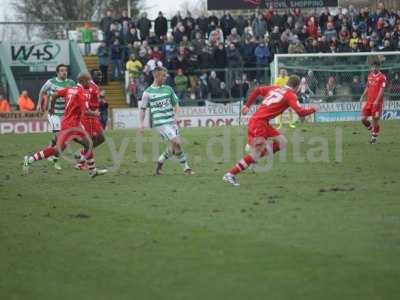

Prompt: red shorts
xmin=57 ymin=127 xmax=89 ymax=150
xmin=247 ymin=118 xmax=280 ymax=145
xmin=81 ymin=117 xmax=103 ymax=138
xmin=61 ymin=120 xmax=80 ymax=131
xmin=362 ymin=101 xmax=383 ymax=119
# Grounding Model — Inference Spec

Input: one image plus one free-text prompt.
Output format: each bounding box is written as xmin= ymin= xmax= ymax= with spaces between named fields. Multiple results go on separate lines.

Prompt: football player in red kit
xmin=81 ymin=81 xmax=105 ymax=145
xmin=23 ymin=72 xmax=106 ymax=178
xmin=75 ymin=80 xmax=106 ymax=170
xmin=360 ymin=61 xmax=386 ymax=144
xmin=223 ymin=75 xmax=316 ymax=186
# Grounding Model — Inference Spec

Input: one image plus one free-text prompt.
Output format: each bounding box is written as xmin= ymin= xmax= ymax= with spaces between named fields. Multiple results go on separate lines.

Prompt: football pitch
xmin=1 ymin=121 xmax=400 ymax=299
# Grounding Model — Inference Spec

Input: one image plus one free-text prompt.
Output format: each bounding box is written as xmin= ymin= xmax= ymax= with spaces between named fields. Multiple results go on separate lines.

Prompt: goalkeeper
xmin=275 ymin=69 xmax=296 ymax=129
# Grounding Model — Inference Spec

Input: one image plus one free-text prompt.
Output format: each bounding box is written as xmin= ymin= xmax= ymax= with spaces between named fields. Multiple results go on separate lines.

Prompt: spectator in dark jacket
xmin=218 ymin=82 xmax=230 ymax=101
xmin=120 ymin=20 xmax=131 ymax=45
xmin=241 ymin=38 xmax=256 ymax=69
xmin=127 ymin=27 xmax=139 ymax=44
xmin=270 ymin=26 xmax=281 ymax=53
xmin=147 ymin=31 xmax=159 ymax=46
xmin=163 ymin=35 xmax=177 ymax=68
xmin=110 ymin=39 xmax=124 ymax=80
xmin=231 ymin=78 xmax=245 ymax=99
xmin=252 ymin=14 xmax=267 ymax=39
xmin=226 ymin=43 xmax=242 ymax=68
xmin=173 ymin=25 xmax=186 ymax=44
xmin=226 ymin=43 xmax=242 ymax=79
xmin=319 ymin=7 xmax=330 ymax=32
xmin=171 ymin=11 xmax=183 ymax=29
xmin=235 ymin=15 xmax=246 ymax=36
xmin=97 ymin=41 xmax=110 ymax=84
xmin=99 ymin=90 xmax=109 ymax=129
xmin=192 ymin=32 xmax=206 ymax=55
xmin=155 ymin=11 xmax=168 ymax=39
xmin=119 ymin=10 xmax=130 ymax=24
xmin=197 ymin=14 xmax=209 ymax=37
xmin=213 ymin=43 xmax=227 ymax=80
xmin=185 ymin=11 xmax=195 ymax=27
xmin=198 ymin=45 xmax=213 ymax=69
xmin=255 ymin=41 xmax=270 ymax=82
xmin=198 ymin=72 xmax=209 ymax=100
xmin=208 ymin=71 xmax=221 ymax=99
xmin=137 ymin=12 xmax=151 ymax=41
xmin=306 ymin=38 xmax=320 ymax=53
xmin=100 ymin=10 xmax=113 ymax=35
xmin=220 ymin=12 xmax=236 ymax=37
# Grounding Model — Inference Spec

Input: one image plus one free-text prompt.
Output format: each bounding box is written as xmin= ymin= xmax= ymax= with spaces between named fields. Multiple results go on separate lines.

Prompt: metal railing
xmin=124 ymin=66 xmax=270 ymax=107
xmin=0 ymin=43 xmax=20 ymax=106
xmin=0 ymin=21 xmax=102 ymax=43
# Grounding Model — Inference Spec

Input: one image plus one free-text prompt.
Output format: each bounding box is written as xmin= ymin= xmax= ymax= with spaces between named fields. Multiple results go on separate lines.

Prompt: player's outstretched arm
xmin=139 ymin=108 xmax=149 ymax=135
xmin=37 ymin=81 xmax=49 ymax=111
xmin=174 ymin=104 xmax=180 ymax=123
xmin=37 ymin=91 xmax=45 ymax=112
xmin=48 ymin=93 xmax=57 ymax=115
xmin=287 ymin=94 xmax=316 ymax=118
xmin=50 ymin=88 xmax=68 ymax=115
xmin=359 ymin=87 xmax=368 ymax=103
xmin=139 ymin=91 xmax=150 ymax=134
xmin=373 ymin=85 xmax=385 ymax=108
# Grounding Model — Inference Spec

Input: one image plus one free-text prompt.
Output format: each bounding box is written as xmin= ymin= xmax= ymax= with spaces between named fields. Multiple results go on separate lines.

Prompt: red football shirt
xmin=87 ymin=81 xmax=100 ymax=111
xmin=366 ymin=72 xmax=386 ymax=103
xmin=57 ymin=86 xmax=88 ymax=129
xmin=81 ymin=81 xmax=100 ymax=121
xmin=245 ymin=85 xmax=316 ymax=121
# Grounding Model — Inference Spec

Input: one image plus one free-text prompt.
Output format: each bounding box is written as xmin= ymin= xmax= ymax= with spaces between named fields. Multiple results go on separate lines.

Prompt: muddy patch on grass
xmin=319 ymin=187 xmax=355 ymax=193
xmin=70 ymin=213 xmax=90 ymax=219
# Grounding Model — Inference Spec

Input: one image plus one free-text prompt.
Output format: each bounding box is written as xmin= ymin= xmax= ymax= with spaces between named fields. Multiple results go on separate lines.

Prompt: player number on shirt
xmin=262 ymin=90 xmax=284 ymax=106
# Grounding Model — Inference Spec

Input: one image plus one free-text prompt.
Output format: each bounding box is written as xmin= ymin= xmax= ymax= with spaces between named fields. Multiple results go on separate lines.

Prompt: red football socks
xmin=229 ymin=155 xmax=255 ymax=175
xmin=32 ymin=147 xmax=57 ymax=161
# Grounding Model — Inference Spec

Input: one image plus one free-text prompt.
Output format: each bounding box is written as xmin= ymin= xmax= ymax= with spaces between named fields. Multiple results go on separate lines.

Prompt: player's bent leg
xmin=361 ymin=104 xmax=373 ymax=136
xmin=155 ymin=124 xmax=193 ymax=175
xmin=370 ymin=117 xmax=380 ymax=144
xmin=155 ymin=145 xmax=172 ymax=175
xmin=270 ymin=135 xmax=288 ymax=153
xmin=361 ymin=117 xmax=372 ymax=131
xmin=79 ymin=137 xmax=107 ymax=178
xmin=244 ymin=144 xmax=256 ymax=173
xmin=46 ymin=132 xmax=62 ymax=170
xmin=171 ymin=138 xmax=193 ymax=175
xmin=74 ymin=131 xmax=104 ymax=170
xmin=47 ymin=115 xmax=63 ymax=170
xmin=224 ymin=137 xmax=266 ymax=186
xmin=94 ymin=134 xmax=105 ymax=148
xmin=23 ymin=146 xmax=60 ymax=175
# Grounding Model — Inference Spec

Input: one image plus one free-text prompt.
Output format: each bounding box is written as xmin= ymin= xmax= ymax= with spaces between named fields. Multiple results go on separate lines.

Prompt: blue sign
xmin=315 ymin=111 xmax=361 ymax=122
xmin=382 ymin=110 xmax=400 ymax=120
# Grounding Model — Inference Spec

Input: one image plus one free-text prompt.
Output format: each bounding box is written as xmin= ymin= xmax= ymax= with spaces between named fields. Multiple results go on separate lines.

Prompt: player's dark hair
xmin=56 ymin=64 xmax=68 ymax=73
xmin=152 ymin=66 xmax=167 ymax=76
xmin=287 ymin=75 xmax=301 ymax=89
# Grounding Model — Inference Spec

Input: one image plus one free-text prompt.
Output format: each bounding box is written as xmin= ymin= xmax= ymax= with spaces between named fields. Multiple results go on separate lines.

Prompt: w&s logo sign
xmin=11 ymin=42 xmax=61 ymax=66
xmin=5 ymin=40 xmax=69 ymax=67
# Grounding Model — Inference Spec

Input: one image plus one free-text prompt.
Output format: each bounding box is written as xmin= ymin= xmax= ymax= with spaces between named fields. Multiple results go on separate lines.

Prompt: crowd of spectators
xmin=91 ymin=3 xmax=400 ymax=106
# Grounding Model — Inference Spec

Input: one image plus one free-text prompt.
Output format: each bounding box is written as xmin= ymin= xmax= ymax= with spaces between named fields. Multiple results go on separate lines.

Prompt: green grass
xmin=1 ymin=121 xmax=400 ymax=300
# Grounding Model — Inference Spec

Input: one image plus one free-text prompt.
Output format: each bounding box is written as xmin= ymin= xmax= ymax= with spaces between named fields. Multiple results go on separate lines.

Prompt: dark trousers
xmin=100 ymin=64 xmax=108 ymax=84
